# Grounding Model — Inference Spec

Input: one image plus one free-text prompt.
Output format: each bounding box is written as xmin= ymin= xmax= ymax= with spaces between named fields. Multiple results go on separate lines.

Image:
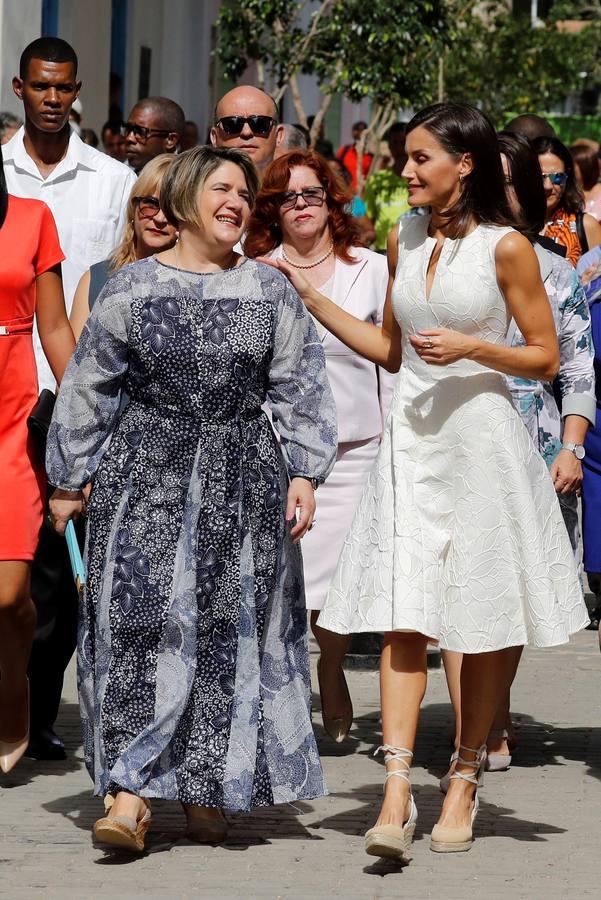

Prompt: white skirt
xmin=302 ymin=435 xmax=380 ymax=611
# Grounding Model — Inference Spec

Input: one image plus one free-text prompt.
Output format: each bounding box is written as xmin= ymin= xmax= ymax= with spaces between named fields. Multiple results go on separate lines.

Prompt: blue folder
xmin=65 ymin=520 xmax=86 ymax=597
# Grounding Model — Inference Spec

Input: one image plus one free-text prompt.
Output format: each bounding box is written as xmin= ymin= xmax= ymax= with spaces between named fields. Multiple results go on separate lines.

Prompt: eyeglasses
xmin=215 ymin=115 xmax=276 ymax=137
xmin=279 ymin=187 xmax=326 ymax=210
xmin=542 ymin=171 xmax=568 ymax=187
xmin=135 ymin=196 xmax=162 ymax=218
xmin=121 ymin=122 xmax=173 ymax=143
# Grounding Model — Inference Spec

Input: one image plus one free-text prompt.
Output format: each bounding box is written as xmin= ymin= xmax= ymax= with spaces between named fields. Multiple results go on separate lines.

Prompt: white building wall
xmin=123 ymin=0 xmax=218 ymax=137
xmin=57 ymin=0 xmax=112 ymax=133
xmin=0 ymin=0 xmax=42 ymax=114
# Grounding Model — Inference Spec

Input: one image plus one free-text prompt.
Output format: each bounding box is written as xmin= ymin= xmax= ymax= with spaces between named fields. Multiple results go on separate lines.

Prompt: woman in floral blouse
xmin=442 ymin=132 xmax=595 ymax=779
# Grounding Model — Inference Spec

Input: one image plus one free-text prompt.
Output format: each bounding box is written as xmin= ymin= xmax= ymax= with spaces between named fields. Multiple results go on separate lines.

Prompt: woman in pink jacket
xmin=245 ymin=150 xmax=395 ymax=742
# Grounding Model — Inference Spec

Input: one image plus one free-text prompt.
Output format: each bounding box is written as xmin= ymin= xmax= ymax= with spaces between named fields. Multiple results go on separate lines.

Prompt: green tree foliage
xmin=442 ymin=1 xmax=599 ymax=123
xmin=215 ymin=1 xmax=447 ymax=188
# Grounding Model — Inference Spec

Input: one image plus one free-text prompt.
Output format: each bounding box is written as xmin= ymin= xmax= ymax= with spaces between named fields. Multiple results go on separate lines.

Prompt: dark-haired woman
xmin=442 ymin=131 xmax=596 ymax=781
xmin=0 ymin=147 xmax=74 ymax=773
xmin=262 ymin=103 xmax=588 ymax=861
xmin=571 ymin=142 xmax=601 ymax=222
xmin=246 ymin=149 xmax=394 ymax=743
xmin=533 ymin=135 xmax=601 ymax=265
xmin=47 ymin=146 xmax=336 ymax=851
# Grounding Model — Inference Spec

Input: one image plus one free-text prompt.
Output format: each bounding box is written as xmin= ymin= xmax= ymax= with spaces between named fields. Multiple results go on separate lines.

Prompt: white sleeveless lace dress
xmin=318 ymin=216 xmax=589 ymax=653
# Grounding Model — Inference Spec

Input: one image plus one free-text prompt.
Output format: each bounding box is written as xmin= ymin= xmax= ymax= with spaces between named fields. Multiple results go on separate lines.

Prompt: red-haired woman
xmin=245 ymin=150 xmax=395 ymax=743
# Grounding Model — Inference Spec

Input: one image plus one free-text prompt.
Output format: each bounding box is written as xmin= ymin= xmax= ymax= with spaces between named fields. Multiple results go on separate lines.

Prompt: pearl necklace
xmin=281 ymin=242 xmax=334 ymax=269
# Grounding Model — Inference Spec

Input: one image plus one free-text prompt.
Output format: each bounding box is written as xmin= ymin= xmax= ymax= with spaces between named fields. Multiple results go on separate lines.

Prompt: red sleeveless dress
xmin=0 ymin=196 xmax=64 ymax=560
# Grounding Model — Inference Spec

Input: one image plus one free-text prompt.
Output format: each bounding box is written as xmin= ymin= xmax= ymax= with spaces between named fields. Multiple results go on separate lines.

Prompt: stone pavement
xmin=1 ymin=624 xmax=600 ymax=899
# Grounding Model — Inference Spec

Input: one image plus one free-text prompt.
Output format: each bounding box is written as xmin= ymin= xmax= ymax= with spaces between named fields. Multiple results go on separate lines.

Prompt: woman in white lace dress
xmin=262 ymin=103 xmax=588 ymax=863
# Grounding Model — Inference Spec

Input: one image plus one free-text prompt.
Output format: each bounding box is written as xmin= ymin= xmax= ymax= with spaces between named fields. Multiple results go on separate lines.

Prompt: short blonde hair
xmin=110 ymin=153 xmax=175 ymax=273
xmin=160 ymin=145 xmax=259 ymax=229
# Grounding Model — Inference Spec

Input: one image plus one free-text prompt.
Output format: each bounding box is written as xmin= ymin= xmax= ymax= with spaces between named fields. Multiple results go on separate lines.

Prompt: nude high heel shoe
xmin=0 ymin=679 xmax=30 ymax=774
xmin=486 ymin=728 xmax=512 ymax=772
xmin=364 ymin=745 xmax=418 ymax=863
xmin=317 ymin=656 xmax=353 ymax=743
xmin=430 ymin=744 xmax=486 ymax=853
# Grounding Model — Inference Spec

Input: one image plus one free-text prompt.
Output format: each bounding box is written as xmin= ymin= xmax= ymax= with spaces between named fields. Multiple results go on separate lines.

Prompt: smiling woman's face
xmin=196 ymin=161 xmax=252 ymax=247
xmin=279 ymin=165 xmax=330 ymax=246
xmin=402 ymin=125 xmax=470 ymax=212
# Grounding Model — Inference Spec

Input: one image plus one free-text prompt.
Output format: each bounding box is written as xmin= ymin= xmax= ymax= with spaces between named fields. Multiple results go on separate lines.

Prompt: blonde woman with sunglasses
xmin=70 ymin=154 xmax=178 ymax=340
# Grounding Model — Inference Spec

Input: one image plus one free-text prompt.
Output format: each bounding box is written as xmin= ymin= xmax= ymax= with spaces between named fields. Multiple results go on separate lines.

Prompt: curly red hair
xmin=244 ymin=149 xmax=360 ymax=262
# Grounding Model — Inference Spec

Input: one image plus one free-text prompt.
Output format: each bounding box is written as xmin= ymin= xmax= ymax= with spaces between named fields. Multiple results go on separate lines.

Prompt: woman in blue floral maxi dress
xmin=46 ymin=147 xmax=337 ymax=849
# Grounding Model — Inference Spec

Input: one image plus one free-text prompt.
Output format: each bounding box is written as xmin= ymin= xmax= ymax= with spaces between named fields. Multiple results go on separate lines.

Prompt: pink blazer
xmin=270 ymin=245 xmax=396 ymax=442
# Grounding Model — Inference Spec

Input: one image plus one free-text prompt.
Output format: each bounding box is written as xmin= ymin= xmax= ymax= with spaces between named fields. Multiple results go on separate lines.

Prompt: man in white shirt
xmin=4 ymin=38 xmax=135 ymax=391
xmin=3 ymin=36 xmax=135 ymax=761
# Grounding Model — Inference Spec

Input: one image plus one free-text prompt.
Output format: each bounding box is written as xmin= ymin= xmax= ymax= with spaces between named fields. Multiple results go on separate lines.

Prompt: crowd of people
xmin=0 ymin=34 xmax=599 ymax=867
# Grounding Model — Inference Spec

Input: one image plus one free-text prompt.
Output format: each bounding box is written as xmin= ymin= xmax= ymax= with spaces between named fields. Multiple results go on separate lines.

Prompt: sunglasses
xmin=135 ymin=196 xmax=162 ymax=218
xmin=541 ymin=172 xmax=568 ymax=187
xmin=215 ymin=115 xmax=276 ymax=137
xmin=279 ymin=187 xmax=326 ymax=210
xmin=121 ymin=122 xmax=173 ymax=143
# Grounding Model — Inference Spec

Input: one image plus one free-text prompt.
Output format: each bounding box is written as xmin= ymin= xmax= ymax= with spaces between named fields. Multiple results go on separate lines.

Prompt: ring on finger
xmin=423 ymin=339 xmax=434 ymax=349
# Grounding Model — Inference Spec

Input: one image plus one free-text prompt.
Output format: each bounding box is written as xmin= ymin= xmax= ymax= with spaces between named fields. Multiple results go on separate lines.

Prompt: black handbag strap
xmin=576 ymin=210 xmax=589 ymax=255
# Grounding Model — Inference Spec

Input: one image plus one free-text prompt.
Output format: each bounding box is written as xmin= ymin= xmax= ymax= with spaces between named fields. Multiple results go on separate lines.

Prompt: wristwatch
xmin=561 ymin=442 xmax=586 ymax=460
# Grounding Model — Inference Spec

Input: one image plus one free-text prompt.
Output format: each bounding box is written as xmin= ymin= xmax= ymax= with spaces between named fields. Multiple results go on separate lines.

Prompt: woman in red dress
xmin=0 ymin=147 xmax=74 ymax=773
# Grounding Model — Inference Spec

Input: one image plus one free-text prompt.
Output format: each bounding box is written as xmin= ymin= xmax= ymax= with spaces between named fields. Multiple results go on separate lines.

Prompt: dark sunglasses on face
xmin=542 ymin=171 xmax=568 ymax=187
xmin=121 ymin=122 xmax=172 ymax=143
xmin=279 ymin=186 xmax=327 ymax=210
xmin=135 ymin=196 xmax=162 ymax=218
xmin=215 ymin=115 xmax=276 ymax=137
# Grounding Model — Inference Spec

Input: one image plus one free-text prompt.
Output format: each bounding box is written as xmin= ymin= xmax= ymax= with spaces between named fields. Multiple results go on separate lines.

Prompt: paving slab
xmin=1 ymin=623 xmax=599 ymax=900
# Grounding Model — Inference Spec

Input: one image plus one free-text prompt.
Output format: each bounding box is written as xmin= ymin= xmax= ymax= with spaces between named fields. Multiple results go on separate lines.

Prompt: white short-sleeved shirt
xmin=2 ymin=126 xmax=136 ymax=390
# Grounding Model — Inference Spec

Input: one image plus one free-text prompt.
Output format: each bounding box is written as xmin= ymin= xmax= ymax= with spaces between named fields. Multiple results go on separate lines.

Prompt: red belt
xmin=0 ymin=317 xmax=34 ymax=336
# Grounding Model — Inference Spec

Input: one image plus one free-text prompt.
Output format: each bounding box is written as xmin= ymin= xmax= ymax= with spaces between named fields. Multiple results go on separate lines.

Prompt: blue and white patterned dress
xmin=505 ymin=244 xmax=596 ymax=554
xmin=46 ymin=257 xmax=337 ymax=809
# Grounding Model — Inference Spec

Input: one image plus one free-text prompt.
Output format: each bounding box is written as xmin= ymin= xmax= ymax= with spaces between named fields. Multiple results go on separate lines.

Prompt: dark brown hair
xmin=244 ymin=149 xmax=359 ymax=262
xmin=497 ymin=132 xmax=546 ymax=241
xmin=570 ymin=143 xmax=600 ymax=192
xmin=531 ymin=135 xmax=584 ymax=215
xmin=406 ymin=102 xmax=513 ymax=238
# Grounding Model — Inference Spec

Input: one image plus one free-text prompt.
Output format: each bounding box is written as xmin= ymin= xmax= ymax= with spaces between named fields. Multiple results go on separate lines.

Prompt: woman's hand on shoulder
xmin=286 ymin=477 xmax=316 ymax=544
xmin=256 ymin=256 xmax=313 ymax=302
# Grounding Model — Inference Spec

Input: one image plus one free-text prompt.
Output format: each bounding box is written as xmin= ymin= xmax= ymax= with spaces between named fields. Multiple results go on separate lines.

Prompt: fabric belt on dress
xmin=0 ymin=315 xmax=34 ymax=336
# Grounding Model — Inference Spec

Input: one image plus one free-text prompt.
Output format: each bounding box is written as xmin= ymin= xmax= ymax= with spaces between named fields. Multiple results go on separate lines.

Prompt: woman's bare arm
xmin=36 ymin=265 xmax=75 ymax=385
xmin=583 ymin=212 xmax=601 ymax=251
xmin=69 ymin=269 xmax=92 ymax=341
xmin=260 ymin=226 xmax=402 ymax=372
xmin=412 ymin=232 xmax=559 ymax=381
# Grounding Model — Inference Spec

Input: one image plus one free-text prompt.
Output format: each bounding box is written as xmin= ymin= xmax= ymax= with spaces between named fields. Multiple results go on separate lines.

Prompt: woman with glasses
xmin=261 ymin=103 xmax=587 ymax=862
xmin=70 ymin=154 xmax=178 ymax=340
xmin=533 ymin=135 xmax=601 ymax=265
xmin=245 ymin=149 xmax=395 ymax=744
xmin=46 ymin=145 xmax=336 ymax=853
xmin=441 ymin=131 xmax=596 ymax=785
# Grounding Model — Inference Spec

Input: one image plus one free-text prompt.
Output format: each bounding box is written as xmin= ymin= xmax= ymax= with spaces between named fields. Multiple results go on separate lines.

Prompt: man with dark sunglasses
xmin=210 ymin=85 xmax=284 ymax=173
xmin=123 ymin=96 xmax=185 ymax=173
